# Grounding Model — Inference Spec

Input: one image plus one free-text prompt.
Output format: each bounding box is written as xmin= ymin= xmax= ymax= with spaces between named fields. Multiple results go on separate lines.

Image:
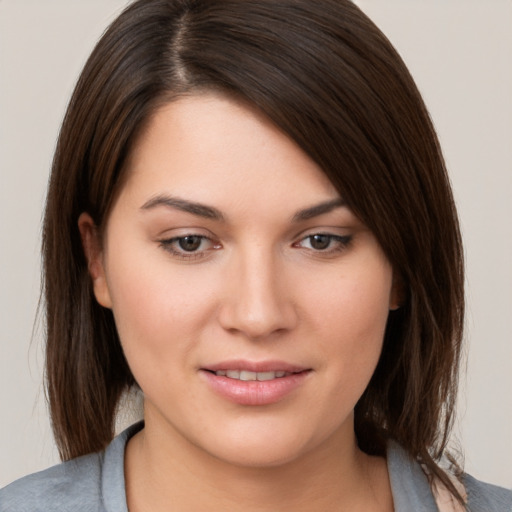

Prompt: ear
xmin=389 ymin=272 xmax=405 ymax=311
xmin=78 ymin=212 xmax=113 ymax=309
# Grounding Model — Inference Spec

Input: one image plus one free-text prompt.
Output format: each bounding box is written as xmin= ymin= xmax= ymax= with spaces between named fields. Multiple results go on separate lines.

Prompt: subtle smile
xmin=210 ymin=370 xmax=294 ymax=381
xmin=200 ymin=362 xmax=312 ymax=406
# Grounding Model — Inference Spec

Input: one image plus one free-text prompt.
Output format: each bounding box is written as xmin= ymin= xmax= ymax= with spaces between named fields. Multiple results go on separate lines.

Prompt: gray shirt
xmin=1 ymin=422 xmax=511 ymax=511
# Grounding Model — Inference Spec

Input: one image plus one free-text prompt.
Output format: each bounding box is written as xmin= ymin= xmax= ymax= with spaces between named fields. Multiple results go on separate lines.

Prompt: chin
xmin=211 ymin=441 xmax=309 ymax=469
xmin=199 ymin=421 xmax=336 ymax=470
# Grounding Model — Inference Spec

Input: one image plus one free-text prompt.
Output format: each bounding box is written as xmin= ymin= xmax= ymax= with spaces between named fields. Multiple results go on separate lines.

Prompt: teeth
xmin=216 ymin=370 xmax=292 ymax=380
xmin=256 ymin=371 xmax=276 ymax=381
xmin=240 ymin=370 xmax=257 ymax=381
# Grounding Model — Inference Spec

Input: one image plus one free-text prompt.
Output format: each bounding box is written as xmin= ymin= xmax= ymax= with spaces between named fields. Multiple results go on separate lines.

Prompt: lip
xmin=203 ymin=359 xmax=308 ymax=374
xmin=200 ymin=360 xmax=312 ymax=406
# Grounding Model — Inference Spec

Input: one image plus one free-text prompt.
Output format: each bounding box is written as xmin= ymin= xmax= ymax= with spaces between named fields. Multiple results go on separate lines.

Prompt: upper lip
xmin=201 ymin=360 xmax=309 ymax=373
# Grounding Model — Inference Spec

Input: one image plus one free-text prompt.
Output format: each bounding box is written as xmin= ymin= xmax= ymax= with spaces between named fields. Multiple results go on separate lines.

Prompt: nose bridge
xmin=219 ymin=242 xmax=296 ymax=338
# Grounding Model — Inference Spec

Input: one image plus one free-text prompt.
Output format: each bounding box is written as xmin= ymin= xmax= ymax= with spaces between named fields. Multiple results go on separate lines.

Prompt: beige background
xmin=1 ymin=0 xmax=511 ymax=488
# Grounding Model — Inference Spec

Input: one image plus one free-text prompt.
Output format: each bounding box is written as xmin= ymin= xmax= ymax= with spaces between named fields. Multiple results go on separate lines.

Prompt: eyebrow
xmin=140 ymin=194 xmax=225 ymax=221
xmin=291 ymin=198 xmax=346 ymax=222
xmin=140 ymin=194 xmax=345 ymax=223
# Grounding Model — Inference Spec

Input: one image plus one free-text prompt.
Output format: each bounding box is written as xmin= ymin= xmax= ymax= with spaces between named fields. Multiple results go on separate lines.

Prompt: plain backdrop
xmin=1 ymin=0 xmax=511 ymax=489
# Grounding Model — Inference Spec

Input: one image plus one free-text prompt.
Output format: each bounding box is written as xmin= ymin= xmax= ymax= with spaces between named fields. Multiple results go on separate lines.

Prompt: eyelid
xmin=293 ymin=231 xmax=353 ymax=254
xmin=158 ymin=233 xmax=222 ymax=261
xmin=156 ymin=227 xmax=353 ymax=261
xmin=291 ymin=225 xmax=351 ymax=241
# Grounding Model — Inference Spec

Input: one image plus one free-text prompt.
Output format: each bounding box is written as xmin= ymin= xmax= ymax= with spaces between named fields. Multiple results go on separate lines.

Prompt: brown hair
xmin=43 ymin=0 xmax=464 ymax=501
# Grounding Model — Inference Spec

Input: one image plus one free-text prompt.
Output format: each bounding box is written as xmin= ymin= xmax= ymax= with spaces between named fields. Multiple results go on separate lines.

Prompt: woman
xmin=1 ymin=0 xmax=510 ymax=510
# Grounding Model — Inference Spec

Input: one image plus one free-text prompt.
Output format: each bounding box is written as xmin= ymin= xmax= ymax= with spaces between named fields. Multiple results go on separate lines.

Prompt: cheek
xmin=104 ymin=250 xmax=218 ymax=368
xmin=302 ymin=262 xmax=392 ymax=389
xmin=306 ymin=265 xmax=392 ymax=343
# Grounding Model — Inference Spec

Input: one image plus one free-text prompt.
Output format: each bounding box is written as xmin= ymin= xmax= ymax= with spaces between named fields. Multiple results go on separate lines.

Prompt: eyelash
xmin=159 ymin=235 xmax=220 ymax=261
xmin=293 ymin=234 xmax=353 ymax=254
xmin=158 ymin=233 xmax=353 ymax=261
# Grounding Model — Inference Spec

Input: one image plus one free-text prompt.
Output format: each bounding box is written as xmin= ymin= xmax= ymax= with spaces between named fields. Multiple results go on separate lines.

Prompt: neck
xmin=125 ymin=417 xmax=393 ymax=512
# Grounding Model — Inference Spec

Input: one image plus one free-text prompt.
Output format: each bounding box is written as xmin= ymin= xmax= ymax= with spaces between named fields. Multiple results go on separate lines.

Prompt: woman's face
xmin=82 ymin=94 xmax=399 ymax=467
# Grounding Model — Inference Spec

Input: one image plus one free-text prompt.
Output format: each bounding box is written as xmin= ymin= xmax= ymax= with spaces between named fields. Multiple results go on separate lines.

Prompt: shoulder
xmin=464 ymin=473 xmax=512 ymax=512
xmin=0 ymin=422 xmax=142 ymax=512
xmin=387 ymin=441 xmax=512 ymax=512
xmin=0 ymin=452 xmax=105 ymax=512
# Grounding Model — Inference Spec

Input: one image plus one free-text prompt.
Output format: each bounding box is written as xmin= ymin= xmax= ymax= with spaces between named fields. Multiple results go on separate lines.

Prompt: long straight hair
xmin=43 ymin=0 xmax=464 ymax=502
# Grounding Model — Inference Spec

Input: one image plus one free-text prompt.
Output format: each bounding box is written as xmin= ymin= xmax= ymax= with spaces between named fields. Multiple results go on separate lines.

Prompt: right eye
xmin=159 ymin=235 xmax=221 ymax=260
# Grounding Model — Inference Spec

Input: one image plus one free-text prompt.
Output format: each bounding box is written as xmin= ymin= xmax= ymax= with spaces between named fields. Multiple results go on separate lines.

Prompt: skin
xmin=79 ymin=94 xmax=398 ymax=511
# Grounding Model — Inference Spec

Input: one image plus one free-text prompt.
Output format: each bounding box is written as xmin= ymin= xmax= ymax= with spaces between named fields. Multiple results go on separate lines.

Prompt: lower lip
xmin=200 ymin=370 xmax=311 ymax=406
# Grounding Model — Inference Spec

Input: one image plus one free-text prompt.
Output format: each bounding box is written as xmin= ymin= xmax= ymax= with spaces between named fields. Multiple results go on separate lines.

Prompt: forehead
xmin=118 ymin=94 xmax=339 ymax=213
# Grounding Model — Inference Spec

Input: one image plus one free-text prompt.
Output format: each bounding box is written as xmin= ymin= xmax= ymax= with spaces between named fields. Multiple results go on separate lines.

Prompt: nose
xmin=218 ymin=248 xmax=298 ymax=340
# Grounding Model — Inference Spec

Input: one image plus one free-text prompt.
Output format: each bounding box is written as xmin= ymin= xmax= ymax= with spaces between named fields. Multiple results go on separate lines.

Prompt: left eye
xmin=296 ymin=234 xmax=352 ymax=252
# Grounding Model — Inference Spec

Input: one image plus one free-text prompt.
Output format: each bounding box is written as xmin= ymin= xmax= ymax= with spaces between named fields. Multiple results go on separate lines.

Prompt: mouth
xmin=206 ymin=369 xmax=296 ymax=381
xmin=200 ymin=361 xmax=312 ymax=406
